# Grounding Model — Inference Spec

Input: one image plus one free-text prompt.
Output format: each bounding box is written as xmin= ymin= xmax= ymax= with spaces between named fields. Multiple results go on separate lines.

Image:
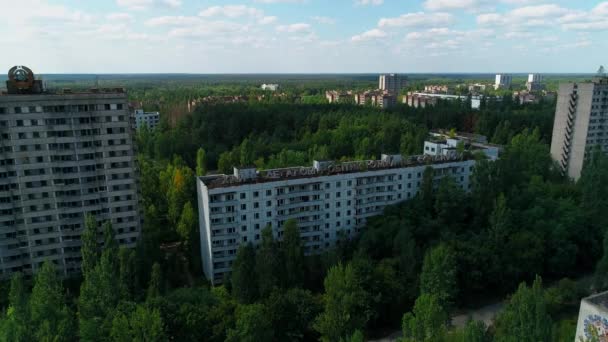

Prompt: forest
xmin=1 ymin=83 xmax=608 ymax=342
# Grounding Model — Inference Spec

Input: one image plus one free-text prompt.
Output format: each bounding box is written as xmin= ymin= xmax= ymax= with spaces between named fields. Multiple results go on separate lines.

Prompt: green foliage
xmin=420 ymin=243 xmax=458 ymax=311
xmin=231 ymin=244 xmax=259 ymax=304
xmin=30 ymin=261 xmax=75 ymax=342
xmin=282 ymin=219 xmax=305 ymax=288
xmin=401 ymin=293 xmax=448 ymax=342
xmin=494 ymin=276 xmax=553 ymax=342
xmin=314 ymin=263 xmax=371 ymax=341
xmin=226 ymin=303 xmax=274 ymax=342
xmin=147 ymin=262 xmax=163 ymax=301
xmin=0 ymin=273 xmax=31 ymax=342
xmin=256 ymin=226 xmax=282 ymax=298
xmin=446 ymin=320 xmax=488 ymax=342
xmin=81 ymin=214 xmax=99 ymax=277
xmin=196 ymin=147 xmax=207 ymax=175
xmin=265 ymin=288 xmax=322 ymax=341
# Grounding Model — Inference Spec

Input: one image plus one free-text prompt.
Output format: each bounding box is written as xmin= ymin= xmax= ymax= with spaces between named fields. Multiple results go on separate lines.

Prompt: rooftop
xmin=584 ymin=291 xmax=608 ymax=311
xmin=200 ymin=153 xmax=473 ymax=190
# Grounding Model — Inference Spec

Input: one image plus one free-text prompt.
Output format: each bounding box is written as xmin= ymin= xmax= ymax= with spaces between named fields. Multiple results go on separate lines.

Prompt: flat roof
xmin=201 ymin=153 xmax=474 ymax=190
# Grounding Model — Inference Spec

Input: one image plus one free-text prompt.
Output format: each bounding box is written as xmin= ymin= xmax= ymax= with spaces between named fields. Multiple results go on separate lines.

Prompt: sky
xmin=0 ymin=0 xmax=606 ymax=73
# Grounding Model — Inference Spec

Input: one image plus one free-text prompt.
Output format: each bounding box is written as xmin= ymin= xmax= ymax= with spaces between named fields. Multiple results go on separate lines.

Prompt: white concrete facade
xmin=197 ymin=154 xmax=476 ymax=284
xmin=550 ymin=77 xmax=608 ymax=180
xmin=494 ymin=74 xmax=512 ymax=90
xmin=575 ymin=291 xmax=608 ymax=341
xmin=134 ymin=109 xmax=160 ymax=130
xmin=261 ymin=84 xmax=279 ymax=91
xmin=379 ymin=74 xmax=407 ymax=95
xmin=0 ymin=91 xmax=141 ymax=278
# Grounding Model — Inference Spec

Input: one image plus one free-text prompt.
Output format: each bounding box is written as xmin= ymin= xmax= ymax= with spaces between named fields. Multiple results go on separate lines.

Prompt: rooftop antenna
xmin=598 ymin=65 xmax=606 ymax=77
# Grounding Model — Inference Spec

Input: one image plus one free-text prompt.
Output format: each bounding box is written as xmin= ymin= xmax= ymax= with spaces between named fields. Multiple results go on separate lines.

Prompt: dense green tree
xmin=314 ymin=263 xmax=371 ymax=341
xmin=81 ymin=214 xmax=99 ymax=276
xmin=147 ymin=262 xmax=163 ymax=301
xmin=118 ymin=248 xmax=137 ymax=300
xmin=447 ymin=320 xmax=487 ymax=342
xmin=231 ymin=244 xmax=259 ymax=303
xmin=29 ymin=261 xmax=75 ymax=342
xmin=434 ymin=177 xmax=467 ymax=229
xmin=226 ymin=303 xmax=274 ymax=342
xmin=130 ymin=305 xmax=165 ymax=342
xmin=0 ymin=273 xmax=31 ymax=342
xmin=256 ymin=226 xmax=283 ymax=298
xmin=266 ymin=288 xmax=322 ymax=341
xmin=282 ymin=219 xmax=305 ymax=288
xmin=420 ymin=167 xmax=435 ymax=213
xmin=340 ymin=330 xmax=365 ymax=342
xmin=401 ymin=294 xmax=448 ymax=342
xmin=177 ymin=201 xmax=196 ymax=249
xmin=494 ymin=276 xmax=552 ymax=342
xmin=196 ymin=147 xmax=207 ymax=175
xmin=420 ymin=243 xmax=458 ymax=311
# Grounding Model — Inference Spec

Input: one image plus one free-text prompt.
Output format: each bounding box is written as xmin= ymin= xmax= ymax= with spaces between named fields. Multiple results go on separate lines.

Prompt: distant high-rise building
xmin=134 ymin=109 xmax=160 ymax=130
xmin=526 ymin=74 xmax=545 ymax=92
xmin=379 ymin=74 xmax=407 ymax=95
xmin=494 ymin=74 xmax=512 ymax=90
xmin=0 ymin=66 xmax=141 ymax=278
xmin=550 ymin=74 xmax=608 ymax=180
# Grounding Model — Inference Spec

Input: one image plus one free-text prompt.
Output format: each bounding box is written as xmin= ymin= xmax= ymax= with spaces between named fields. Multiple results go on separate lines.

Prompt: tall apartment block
xmin=494 ymin=74 xmax=512 ymax=90
xmin=0 ymin=66 xmax=140 ymax=278
xmin=197 ymin=152 xmax=476 ymax=284
xmin=379 ymin=74 xmax=407 ymax=95
xmin=526 ymin=74 xmax=545 ymax=92
xmin=550 ymin=75 xmax=608 ymax=180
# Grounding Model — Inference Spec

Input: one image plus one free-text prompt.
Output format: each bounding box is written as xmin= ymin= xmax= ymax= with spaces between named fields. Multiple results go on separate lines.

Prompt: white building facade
xmin=550 ymin=76 xmax=608 ymax=180
xmin=134 ymin=109 xmax=160 ymax=130
xmin=494 ymin=74 xmax=512 ymax=90
xmin=575 ymin=291 xmax=608 ymax=341
xmin=379 ymin=74 xmax=408 ymax=95
xmin=0 ymin=79 xmax=141 ymax=278
xmin=261 ymin=84 xmax=279 ymax=91
xmin=197 ymin=154 xmax=476 ymax=284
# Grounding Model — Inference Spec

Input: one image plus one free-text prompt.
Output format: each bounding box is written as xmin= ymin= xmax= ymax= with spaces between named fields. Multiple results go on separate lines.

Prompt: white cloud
xmin=199 ymin=5 xmax=264 ymax=18
xmin=116 ymin=0 xmax=181 ymax=11
xmin=379 ymin=12 xmax=453 ymax=28
xmin=311 ymin=16 xmax=336 ymax=24
xmin=259 ymin=16 xmax=278 ymax=25
xmin=106 ymin=13 xmax=134 ymax=22
xmin=509 ymin=4 xmax=568 ymax=18
xmin=355 ymin=0 xmax=384 ymax=6
xmin=253 ymin=0 xmax=304 ymax=3
xmin=276 ymin=23 xmax=311 ymax=33
xmin=477 ymin=3 xmax=608 ymax=31
xmin=145 ymin=16 xmax=202 ymax=27
xmin=424 ymin=0 xmax=481 ymax=11
xmin=351 ymin=28 xmax=387 ymax=42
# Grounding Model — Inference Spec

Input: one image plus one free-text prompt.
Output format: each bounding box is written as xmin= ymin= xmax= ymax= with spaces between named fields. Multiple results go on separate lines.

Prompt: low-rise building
xmin=196 ymin=151 xmax=478 ymax=284
xmin=134 ymin=109 xmax=160 ymax=130
xmin=403 ymin=92 xmax=482 ymax=110
xmin=575 ymin=291 xmax=608 ymax=341
xmin=354 ymin=90 xmax=396 ymax=109
xmin=424 ymin=85 xmax=450 ymax=94
xmin=467 ymin=83 xmax=487 ymax=94
xmin=325 ymin=90 xmax=353 ymax=103
xmin=424 ymin=131 xmax=500 ymax=160
xmin=261 ymin=84 xmax=279 ymax=91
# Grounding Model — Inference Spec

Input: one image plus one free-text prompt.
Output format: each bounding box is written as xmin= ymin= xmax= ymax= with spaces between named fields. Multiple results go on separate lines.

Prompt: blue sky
xmin=0 ymin=0 xmax=606 ymax=73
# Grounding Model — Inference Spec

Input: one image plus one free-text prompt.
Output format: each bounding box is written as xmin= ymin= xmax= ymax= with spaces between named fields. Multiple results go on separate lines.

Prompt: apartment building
xmin=423 ymin=131 xmax=500 ymax=160
xmin=197 ymin=152 xmax=476 ymax=284
xmin=526 ymin=74 xmax=545 ymax=92
xmin=325 ymin=90 xmax=353 ymax=103
xmin=0 ymin=66 xmax=140 ymax=278
xmin=494 ymin=74 xmax=512 ymax=90
xmin=550 ymin=75 xmax=608 ymax=180
xmin=354 ymin=90 xmax=396 ymax=109
xmin=134 ymin=109 xmax=160 ymax=130
xmin=379 ymin=74 xmax=408 ymax=95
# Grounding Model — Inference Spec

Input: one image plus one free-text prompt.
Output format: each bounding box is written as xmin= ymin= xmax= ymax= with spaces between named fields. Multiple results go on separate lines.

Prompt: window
xmin=240 ymin=193 xmax=246 ymax=199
